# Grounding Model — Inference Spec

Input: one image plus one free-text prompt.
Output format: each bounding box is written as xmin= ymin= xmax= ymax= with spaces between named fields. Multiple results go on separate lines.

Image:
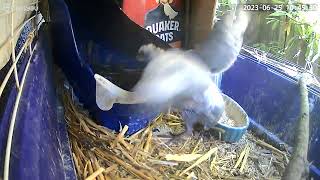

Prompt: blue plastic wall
xmin=221 ymin=54 xmax=320 ymax=178
xmin=0 ymin=26 xmax=76 ymax=179
xmin=48 ymin=0 xmax=171 ymax=135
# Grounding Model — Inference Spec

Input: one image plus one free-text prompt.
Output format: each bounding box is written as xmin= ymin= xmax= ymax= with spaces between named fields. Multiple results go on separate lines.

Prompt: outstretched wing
xmin=132 ymin=49 xmax=213 ymax=105
xmin=94 ymin=74 xmax=144 ymax=111
xmin=196 ymin=10 xmax=250 ymax=74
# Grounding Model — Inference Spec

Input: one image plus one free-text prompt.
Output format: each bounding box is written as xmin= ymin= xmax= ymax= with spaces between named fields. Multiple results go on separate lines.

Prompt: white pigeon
xmin=95 ymin=10 xmax=250 ymax=136
xmin=132 ymin=11 xmax=250 ymax=135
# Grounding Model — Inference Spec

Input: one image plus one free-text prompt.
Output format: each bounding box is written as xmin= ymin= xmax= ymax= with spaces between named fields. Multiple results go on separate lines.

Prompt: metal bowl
xmin=216 ymin=94 xmax=250 ymax=142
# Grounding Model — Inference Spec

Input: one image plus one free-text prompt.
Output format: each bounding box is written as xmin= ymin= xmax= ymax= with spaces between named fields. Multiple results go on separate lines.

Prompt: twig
xmin=72 ymin=140 xmax=87 ymax=162
xmin=255 ymin=140 xmax=286 ymax=156
xmin=85 ymin=167 xmax=105 ymax=180
xmin=112 ymin=125 xmax=129 ymax=148
xmin=144 ymin=130 xmax=153 ymax=152
xmin=72 ymin=153 xmax=82 ymax=177
xmin=80 ymin=118 xmax=96 ymax=136
xmin=148 ymin=159 xmax=179 ymax=166
xmin=88 ymin=160 xmax=94 ymax=176
xmin=192 ymin=138 xmax=202 ymax=154
xmin=240 ymin=146 xmax=250 ymax=173
xmin=127 ymin=128 xmax=145 ymax=141
xmin=165 ymin=154 xmax=202 ymax=162
xmin=165 ymin=114 xmax=181 ymax=120
xmin=104 ymin=165 xmax=118 ymax=175
xmin=180 ymin=148 xmax=217 ymax=176
xmin=117 ymin=144 xmax=141 ymax=168
xmin=95 ymin=149 xmax=154 ymax=180
xmin=91 ymin=156 xmax=105 ymax=180
xmin=210 ymin=150 xmax=218 ymax=170
xmin=234 ymin=144 xmax=248 ymax=169
xmin=83 ymin=161 xmax=89 ymax=178
xmin=119 ymin=138 xmax=133 ymax=151
xmin=282 ymin=75 xmax=310 ymax=180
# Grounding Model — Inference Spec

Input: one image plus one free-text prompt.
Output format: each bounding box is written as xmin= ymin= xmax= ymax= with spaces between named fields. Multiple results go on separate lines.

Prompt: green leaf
xmin=266 ymin=17 xmax=277 ymax=21
xmin=296 ymin=25 xmax=303 ymax=35
xmin=285 ymin=36 xmax=297 ymax=50
xmin=301 ymin=25 xmax=306 ymax=35
xmin=269 ymin=11 xmax=287 ymax=17
xmin=286 ymin=20 xmax=292 ymax=36
xmin=307 ymin=42 xmax=314 ymax=51
xmin=271 ymin=0 xmax=285 ymax=3
xmin=285 ymin=12 xmax=294 ymax=19
xmin=306 ymin=26 xmax=314 ymax=36
xmin=287 ymin=36 xmax=296 ymax=46
xmin=272 ymin=21 xmax=279 ymax=30
xmin=266 ymin=19 xmax=276 ymax=24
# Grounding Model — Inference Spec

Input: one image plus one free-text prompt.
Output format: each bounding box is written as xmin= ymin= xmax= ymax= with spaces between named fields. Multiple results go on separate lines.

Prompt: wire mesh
xmin=241 ymin=45 xmax=320 ymax=91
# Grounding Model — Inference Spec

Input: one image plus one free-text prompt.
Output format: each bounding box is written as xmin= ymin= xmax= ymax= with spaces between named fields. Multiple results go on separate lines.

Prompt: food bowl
xmin=216 ymin=94 xmax=250 ymax=142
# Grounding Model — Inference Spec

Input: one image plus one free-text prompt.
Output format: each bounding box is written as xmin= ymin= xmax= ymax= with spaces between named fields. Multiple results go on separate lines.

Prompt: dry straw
xmin=63 ymin=92 xmax=289 ymax=179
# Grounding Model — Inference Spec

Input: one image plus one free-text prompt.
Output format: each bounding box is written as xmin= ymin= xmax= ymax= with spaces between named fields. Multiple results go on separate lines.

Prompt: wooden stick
xmin=165 ymin=114 xmax=180 ymax=120
xmin=72 ymin=140 xmax=87 ymax=162
xmin=95 ymin=149 xmax=154 ymax=180
xmin=117 ymin=144 xmax=141 ymax=168
xmin=234 ymin=144 xmax=248 ymax=169
xmin=83 ymin=161 xmax=89 ymax=178
xmin=144 ymin=130 xmax=153 ymax=152
xmin=80 ymin=119 xmax=96 ymax=136
xmin=240 ymin=146 xmax=250 ymax=173
xmin=83 ymin=116 xmax=114 ymax=137
xmin=101 ymin=165 xmax=118 ymax=180
xmin=119 ymin=138 xmax=133 ymax=151
xmin=210 ymin=150 xmax=218 ymax=170
xmin=219 ymin=176 xmax=248 ymax=180
xmin=148 ymin=159 xmax=179 ymax=166
xmin=180 ymin=148 xmax=217 ymax=176
xmin=127 ymin=128 xmax=145 ymax=141
xmin=85 ymin=167 xmax=105 ymax=180
xmin=108 ymin=170 xmax=118 ymax=179
xmin=256 ymin=140 xmax=286 ymax=156
xmin=192 ymin=138 xmax=202 ymax=154
xmin=282 ymin=75 xmax=310 ymax=180
xmin=112 ymin=125 xmax=129 ymax=148
xmin=88 ymin=161 xmax=94 ymax=176
xmin=92 ymin=157 xmax=105 ymax=180
xmin=104 ymin=164 xmax=118 ymax=174
xmin=72 ymin=153 xmax=82 ymax=177
xmin=104 ymin=175 xmax=112 ymax=180
xmin=165 ymin=154 xmax=202 ymax=162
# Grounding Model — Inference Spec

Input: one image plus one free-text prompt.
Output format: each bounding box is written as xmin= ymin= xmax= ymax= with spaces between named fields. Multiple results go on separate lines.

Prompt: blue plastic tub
xmin=47 ymin=0 xmax=171 ymax=135
xmin=1 ymin=0 xmax=320 ymax=179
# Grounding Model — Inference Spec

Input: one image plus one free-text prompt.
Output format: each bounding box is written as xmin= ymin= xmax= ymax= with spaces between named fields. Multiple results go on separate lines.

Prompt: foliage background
xmin=216 ymin=0 xmax=320 ymax=77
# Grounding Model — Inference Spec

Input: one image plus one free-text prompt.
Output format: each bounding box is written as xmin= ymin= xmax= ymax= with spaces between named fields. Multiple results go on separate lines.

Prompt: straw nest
xmin=63 ymin=92 xmax=290 ymax=180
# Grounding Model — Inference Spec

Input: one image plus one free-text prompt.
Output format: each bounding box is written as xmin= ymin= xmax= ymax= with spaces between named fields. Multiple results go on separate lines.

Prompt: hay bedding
xmin=63 ymin=93 xmax=289 ymax=180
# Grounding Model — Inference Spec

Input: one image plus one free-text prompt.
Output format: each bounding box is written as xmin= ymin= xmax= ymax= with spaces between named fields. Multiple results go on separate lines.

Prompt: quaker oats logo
xmin=145 ymin=0 xmax=181 ymax=44
xmin=156 ymin=0 xmax=178 ymax=19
